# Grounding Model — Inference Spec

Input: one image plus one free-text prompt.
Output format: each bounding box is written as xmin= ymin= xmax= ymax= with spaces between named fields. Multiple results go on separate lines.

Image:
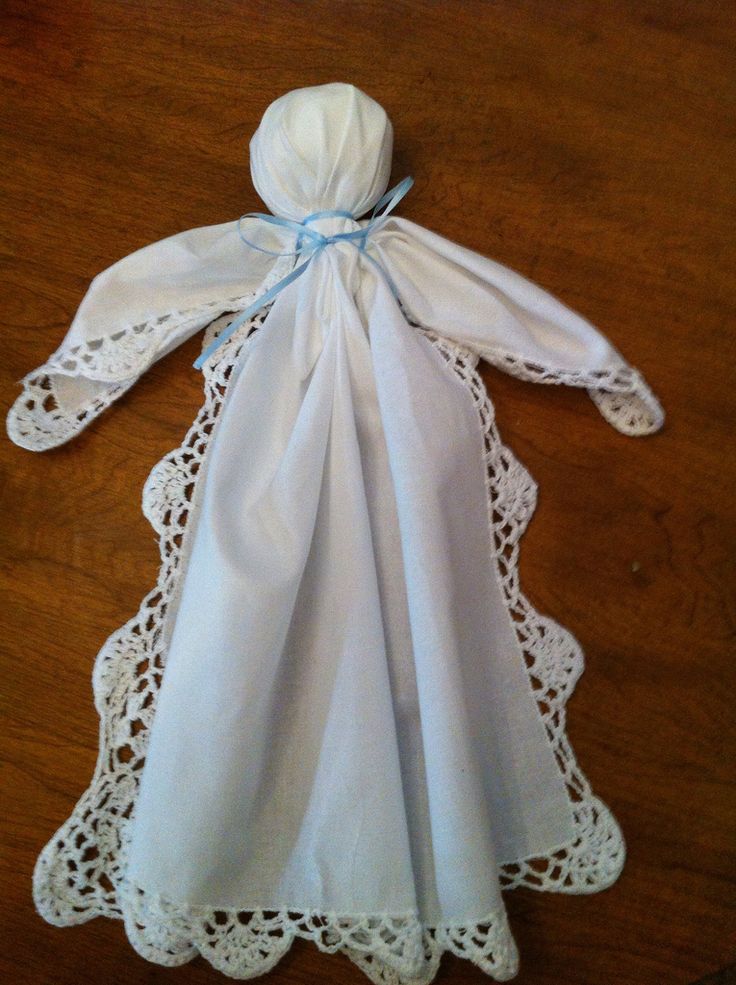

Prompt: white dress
xmin=7 ymin=83 xmax=664 ymax=984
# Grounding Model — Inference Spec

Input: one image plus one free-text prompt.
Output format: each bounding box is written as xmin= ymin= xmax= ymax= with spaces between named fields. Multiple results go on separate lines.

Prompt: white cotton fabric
xmin=125 ymin=245 xmax=576 ymax=921
xmin=120 ymin=84 xmax=580 ymax=922
xmin=7 ymin=82 xmax=661 ymax=448
xmin=8 ymin=81 xmax=664 ymax=981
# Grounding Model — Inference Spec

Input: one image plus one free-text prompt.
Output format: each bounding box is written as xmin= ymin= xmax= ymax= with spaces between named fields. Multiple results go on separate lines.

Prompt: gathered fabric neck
xmin=193 ymin=176 xmax=414 ymax=370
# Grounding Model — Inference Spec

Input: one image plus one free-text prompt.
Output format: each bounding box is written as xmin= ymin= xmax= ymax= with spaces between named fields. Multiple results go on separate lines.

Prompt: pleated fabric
xmin=125 ymin=235 xmax=576 ymax=924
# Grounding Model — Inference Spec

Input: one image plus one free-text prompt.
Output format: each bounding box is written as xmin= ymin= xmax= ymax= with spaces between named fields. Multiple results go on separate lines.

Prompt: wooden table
xmin=1 ymin=2 xmax=734 ymax=983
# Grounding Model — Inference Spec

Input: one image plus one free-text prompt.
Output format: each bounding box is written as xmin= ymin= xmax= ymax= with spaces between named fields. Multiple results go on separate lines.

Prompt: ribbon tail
xmin=193 ymin=174 xmax=413 ymax=371
xmin=193 ymin=255 xmax=313 ymax=370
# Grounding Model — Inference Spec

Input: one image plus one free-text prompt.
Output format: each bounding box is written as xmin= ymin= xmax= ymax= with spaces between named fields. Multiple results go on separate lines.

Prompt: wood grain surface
xmin=1 ymin=2 xmax=734 ymax=984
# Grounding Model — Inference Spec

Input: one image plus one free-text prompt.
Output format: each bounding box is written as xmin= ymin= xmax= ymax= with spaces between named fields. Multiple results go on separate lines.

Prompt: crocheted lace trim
xmin=7 ymin=278 xmax=663 ymax=451
xmin=474 ymin=345 xmax=664 ymax=436
xmin=6 ymin=258 xmax=293 ymax=451
xmin=29 ymin=309 xmax=626 ymax=984
xmin=119 ymin=883 xmax=520 ymax=984
xmin=5 ymin=298 xmax=246 ymax=451
xmin=6 ymin=372 xmax=133 ymax=451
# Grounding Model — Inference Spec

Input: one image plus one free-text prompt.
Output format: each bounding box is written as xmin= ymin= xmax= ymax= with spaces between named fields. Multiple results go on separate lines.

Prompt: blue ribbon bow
xmin=193 ymin=176 xmax=414 ymax=370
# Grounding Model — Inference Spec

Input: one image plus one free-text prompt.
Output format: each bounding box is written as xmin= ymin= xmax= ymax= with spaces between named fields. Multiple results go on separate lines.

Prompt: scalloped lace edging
xmin=5 ymin=297 xmax=247 ymax=452
xmin=6 ymin=258 xmax=294 ymax=452
xmin=475 ymin=343 xmax=664 ymax=436
xmin=6 ymin=373 xmax=135 ymax=451
xmin=117 ymin=880 xmax=519 ymax=984
xmin=30 ymin=312 xmax=625 ymax=983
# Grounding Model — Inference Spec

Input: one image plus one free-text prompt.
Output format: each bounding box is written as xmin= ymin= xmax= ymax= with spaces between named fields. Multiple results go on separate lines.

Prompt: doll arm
xmin=6 ymin=220 xmax=284 ymax=451
xmin=372 ymin=217 xmax=664 ymax=436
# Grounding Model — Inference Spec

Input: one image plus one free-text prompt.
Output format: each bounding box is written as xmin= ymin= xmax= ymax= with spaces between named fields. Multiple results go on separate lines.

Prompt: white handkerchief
xmin=10 ymin=82 xmax=663 ymax=984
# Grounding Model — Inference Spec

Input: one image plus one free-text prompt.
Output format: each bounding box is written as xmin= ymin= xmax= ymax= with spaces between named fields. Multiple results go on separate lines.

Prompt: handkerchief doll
xmin=7 ymin=82 xmax=664 ymax=984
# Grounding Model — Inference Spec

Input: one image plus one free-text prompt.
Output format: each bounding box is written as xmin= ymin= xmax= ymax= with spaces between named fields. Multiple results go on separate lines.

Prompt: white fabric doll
xmin=8 ymin=82 xmax=664 ymax=984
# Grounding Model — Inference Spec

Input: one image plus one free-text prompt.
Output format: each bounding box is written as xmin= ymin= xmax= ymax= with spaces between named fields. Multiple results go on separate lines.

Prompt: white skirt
xmin=32 ymin=260 xmax=625 ymax=983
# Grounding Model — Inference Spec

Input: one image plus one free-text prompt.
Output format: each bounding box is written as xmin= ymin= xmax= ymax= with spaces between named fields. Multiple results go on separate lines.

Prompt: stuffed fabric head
xmin=250 ymin=81 xmax=393 ymax=220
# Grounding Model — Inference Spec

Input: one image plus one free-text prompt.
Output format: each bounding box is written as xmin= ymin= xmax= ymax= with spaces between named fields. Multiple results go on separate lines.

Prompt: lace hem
xmin=6 ymin=373 xmax=136 ymax=451
xmin=40 ymin=298 xmax=249 ymax=381
xmin=5 ymin=299 xmax=245 ymax=453
xmin=117 ymin=880 xmax=519 ymax=983
xmin=6 ymin=258 xmax=292 ymax=452
xmin=475 ymin=344 xmax=664 ymax=436
xmin=30 ymin=313 xmax=625 ymax=983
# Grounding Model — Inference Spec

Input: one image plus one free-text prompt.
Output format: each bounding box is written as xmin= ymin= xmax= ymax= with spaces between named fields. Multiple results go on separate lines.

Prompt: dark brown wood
xmin=1 ymin=2 xmax=734 ymax=983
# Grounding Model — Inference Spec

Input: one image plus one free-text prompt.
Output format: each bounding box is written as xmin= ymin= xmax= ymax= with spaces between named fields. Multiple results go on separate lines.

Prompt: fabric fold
xmin=6 ymin=221 xmax=290 ymax=450
xmin=367 ymin=274 xmax=576 ymax=920
xmin=370 ymin=216 xmax=664 ymax=435
xmin=126 ymin=249 xmax=420 ymax=916
xmin=125 ymin=241 xmax=577 ymax=928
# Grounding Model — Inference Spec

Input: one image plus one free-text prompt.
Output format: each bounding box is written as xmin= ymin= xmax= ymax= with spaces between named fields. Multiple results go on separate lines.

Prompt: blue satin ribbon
xmin=193 ymin=176 xmax=414 ymax=370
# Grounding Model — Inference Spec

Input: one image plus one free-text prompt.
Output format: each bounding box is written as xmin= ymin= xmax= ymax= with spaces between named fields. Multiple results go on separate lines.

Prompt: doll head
xmin=249 ymin=82 xmax=393 ymax=222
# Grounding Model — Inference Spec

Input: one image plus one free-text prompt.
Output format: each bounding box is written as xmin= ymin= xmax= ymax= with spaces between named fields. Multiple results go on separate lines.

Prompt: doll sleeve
xmin=372 ymin=217 xmax=664 ymax=436
xmin=6 ymin=220 xmax=285 ymax=451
